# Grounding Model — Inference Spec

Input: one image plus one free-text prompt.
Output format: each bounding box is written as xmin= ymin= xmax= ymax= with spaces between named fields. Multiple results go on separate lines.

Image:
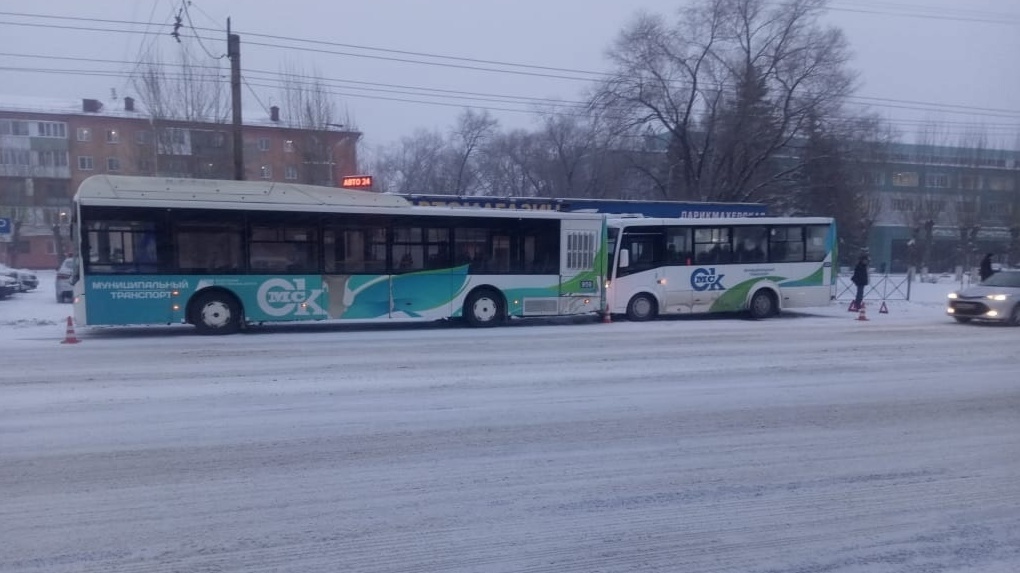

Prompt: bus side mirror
xmin=619 ymin=249 xmax=630 ymax=269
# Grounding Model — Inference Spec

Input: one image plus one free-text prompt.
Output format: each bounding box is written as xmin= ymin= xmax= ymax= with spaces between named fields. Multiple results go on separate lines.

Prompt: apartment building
xmin=0 ymin=96 xmax=360 ymax=269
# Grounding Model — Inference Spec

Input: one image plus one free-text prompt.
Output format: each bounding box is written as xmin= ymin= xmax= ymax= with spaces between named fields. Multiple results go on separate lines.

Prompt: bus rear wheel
xmin=191 ymin=291 xmax=242 ymax=335
xmin=464 ymin=289 xmax=504 ymax=327
xmin=626 ymin=294 xmax=657 ymax=322
xmin=748 ymin=290 xmax=776 ymax=320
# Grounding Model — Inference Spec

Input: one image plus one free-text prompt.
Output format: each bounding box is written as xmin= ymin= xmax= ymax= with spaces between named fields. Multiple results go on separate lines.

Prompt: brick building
xmin=0 ymin=95 xmax=361 ymax=269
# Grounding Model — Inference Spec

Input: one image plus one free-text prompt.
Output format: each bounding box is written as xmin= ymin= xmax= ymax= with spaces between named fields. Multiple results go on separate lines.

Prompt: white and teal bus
xmin=605 ymin=216 xmax=837 ymax=320
xmin=68 ymin=175 xmax=605 ymax=334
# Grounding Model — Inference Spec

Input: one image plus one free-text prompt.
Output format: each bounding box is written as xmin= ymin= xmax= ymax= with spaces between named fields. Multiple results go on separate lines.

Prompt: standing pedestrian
xmin=851 ymin=254 xmax=869 ymax=311
xmin=979 ymin=252 xmax=995 ymax=282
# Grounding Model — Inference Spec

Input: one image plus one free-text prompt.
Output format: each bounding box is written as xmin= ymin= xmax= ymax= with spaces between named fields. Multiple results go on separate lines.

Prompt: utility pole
xmin=227 ymin=18 xmax=244 ymax=180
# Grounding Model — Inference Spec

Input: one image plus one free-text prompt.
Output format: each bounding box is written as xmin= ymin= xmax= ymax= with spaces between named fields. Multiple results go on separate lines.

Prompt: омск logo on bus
xmin=257 ymin=278 xmax=327 ymax=317
xmin=691 ymin=268 xmax=726 ymax=291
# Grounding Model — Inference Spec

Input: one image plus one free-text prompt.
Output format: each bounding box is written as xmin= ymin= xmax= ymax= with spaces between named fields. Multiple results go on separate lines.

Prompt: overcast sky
xmin=2 ymin=0 xmax=1019 ymax=150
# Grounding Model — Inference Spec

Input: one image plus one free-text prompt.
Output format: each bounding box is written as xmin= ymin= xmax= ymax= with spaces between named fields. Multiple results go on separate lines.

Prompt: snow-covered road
xmin=2 ymin=279 xmax=1019 ymax=572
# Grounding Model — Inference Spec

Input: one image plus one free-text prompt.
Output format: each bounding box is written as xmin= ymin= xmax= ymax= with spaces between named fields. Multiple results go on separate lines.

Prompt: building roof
xmin=0 ymin=94 xmax=355 ymax=133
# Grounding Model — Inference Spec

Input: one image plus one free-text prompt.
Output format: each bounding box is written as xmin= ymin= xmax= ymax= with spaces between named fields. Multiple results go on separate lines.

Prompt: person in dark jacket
xmin=851 ymin=254 xmax=869 ymax=310
xmin=979 ymin=253 xmax=995 ymax=282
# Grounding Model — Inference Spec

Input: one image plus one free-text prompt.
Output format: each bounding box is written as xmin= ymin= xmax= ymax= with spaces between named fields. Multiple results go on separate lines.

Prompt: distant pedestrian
xmin=979 ymin=253 xmax=995 ymax=282
xmin=851 ymin=254 xmax=869 ymax=310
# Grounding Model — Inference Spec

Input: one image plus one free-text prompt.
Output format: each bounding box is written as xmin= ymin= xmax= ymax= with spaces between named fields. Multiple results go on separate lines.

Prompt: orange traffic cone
xmin=602 ymin=310 xmax=612 ymax=324
xmin=856 ymin=302 xmax=869 ymax=321
xmin=61 ymin=316 xmax=80 ymax=344
xmin=879 ymin=301 xmax=889 ymax=314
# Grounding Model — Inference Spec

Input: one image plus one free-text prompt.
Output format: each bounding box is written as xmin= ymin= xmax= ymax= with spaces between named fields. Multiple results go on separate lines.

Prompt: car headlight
xmin=947 ymin=293 xmax=958 ymax=299
xmin=986 ymin=294 xmax=1008 ymax=301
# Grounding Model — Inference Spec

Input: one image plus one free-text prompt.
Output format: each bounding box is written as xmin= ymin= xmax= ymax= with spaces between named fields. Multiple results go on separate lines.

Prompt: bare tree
xmin=448 ymin=110 xmax=498 ymax=195
xmin=475 ymin=129 xmax=546 ymax=197
xmin=129 ymin=44 xmax=232 ymax=179
xmin=132 ymin=45 xmax=229 ymax=123
xmin=900 ymin=193 xmax=945 ymax=272
xmin=591 ymin=0 xmax=857 ymax=203
xmin=373 ymin=129 xmax=455 ymax=195
xmin=276 ymin=64 xmax=355 ymax=186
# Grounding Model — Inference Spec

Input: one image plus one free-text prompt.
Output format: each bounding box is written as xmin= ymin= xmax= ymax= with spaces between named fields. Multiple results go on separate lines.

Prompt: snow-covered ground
xmin=2 ymin=272 xmax=1018 ymax=572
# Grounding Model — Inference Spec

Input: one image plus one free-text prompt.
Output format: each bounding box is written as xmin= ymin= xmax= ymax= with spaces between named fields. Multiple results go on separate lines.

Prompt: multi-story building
xmin=1 ymin=96 xmax=361 ymax=269
xmin=864 ymin=142 xmax=1020 ymax=273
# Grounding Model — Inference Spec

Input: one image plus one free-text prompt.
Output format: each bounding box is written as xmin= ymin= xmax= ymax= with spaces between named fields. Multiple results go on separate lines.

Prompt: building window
xmin=212 ymin=132 xmax=226 ymax=148
xmin=135 ymin=130 xmax=151 ymax=145
xmin=77 ymin=127 xmax=92 ymax=142
xmin=107 ymin=157 xmax=121 ymax=171
xmin=925 ymin=173 xmax=949 ymax=188
xmin=9 ymin=121 xmax=29 ymax=136
xmin=1 ymin=149 xmax=30 ymax=166
xmin=284 ymin=140 xmax=295 ymax=153
xmin=36 ymin=121 xmax=67 ymax=138
xmin=983 ymin=201 xmax=1007 ymax=217
xmin=860 ymin=171 xmax=884 ymax=186
xmin=258 ymin=137 xmax=270 ymax=151
xmin=285 ymin=165 xmax=298 ymax=180
xmin=988 ymin=176 xmax=1015 ymax=191
xmin=78 ymin=156 xmax=94 ymax=171
xmin=260 ymin=165 xmax=272 ymax=179
xmin=163 ymin=128 xmax=186 ymax=145
xmin=891 ymin=172 xmax=918 ymax=187
xmin=957 ymin=201 xmax=977 ymax=214
xmin=106 ymin=129 xmax=120 ymax=143
xmin=892 ymin=198 xmax=915 ymax=212
xmin=37 ymin=150 xmax=69 ymax=167
xmin=959 ymin=175 xmax=982 ymax=190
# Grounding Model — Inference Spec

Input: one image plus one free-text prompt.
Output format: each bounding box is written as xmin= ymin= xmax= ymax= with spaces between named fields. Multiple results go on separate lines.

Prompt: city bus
xmin=604 ymin=216 xmax=837 ymax=321
xmin=68 ymin=175 xmax=605 ymax=334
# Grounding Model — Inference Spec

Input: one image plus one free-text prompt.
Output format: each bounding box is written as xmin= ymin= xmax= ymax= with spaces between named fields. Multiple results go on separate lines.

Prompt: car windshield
xmin=981 ymin=271 xmax=1020 ymax=288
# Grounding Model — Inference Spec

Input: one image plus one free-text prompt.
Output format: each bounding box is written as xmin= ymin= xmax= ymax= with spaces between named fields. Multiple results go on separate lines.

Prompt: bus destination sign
xmin=340 ymin=175 xmax=374 ymax=189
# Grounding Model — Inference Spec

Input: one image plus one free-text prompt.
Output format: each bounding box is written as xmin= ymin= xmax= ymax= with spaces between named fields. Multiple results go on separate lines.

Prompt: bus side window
xmin=665 ymin=227 xmax=691 ymax=265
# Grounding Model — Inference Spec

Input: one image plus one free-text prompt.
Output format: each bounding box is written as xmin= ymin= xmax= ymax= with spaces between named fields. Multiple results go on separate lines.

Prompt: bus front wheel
xmin=748 ymin=290 xmax=776 ymax=320
xmin=464 ymin=289 xmax=505 ymax=327
xmin=626 ymin=294 xmax=657 ymax=322
xmin=191 ymin=291 xmax=242 ymax=335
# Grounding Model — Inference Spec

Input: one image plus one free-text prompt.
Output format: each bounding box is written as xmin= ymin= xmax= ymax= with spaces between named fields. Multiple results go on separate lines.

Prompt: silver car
xmin=0 ymin=274 xmax=16 ymax=299
xmin=56 ymin=257 xmax=75 ymax=303
xmin=0 ymin=263 xmax=36 ymax=292
xmin=947 ymin=269 xmax=1020 ymax=325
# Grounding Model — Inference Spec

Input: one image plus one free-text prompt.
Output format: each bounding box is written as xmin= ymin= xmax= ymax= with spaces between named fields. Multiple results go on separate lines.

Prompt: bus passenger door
xmin=560 ymin=222 xmax=600 ymax=299
xmin=620 ymin=227 xmax=687 ymax=312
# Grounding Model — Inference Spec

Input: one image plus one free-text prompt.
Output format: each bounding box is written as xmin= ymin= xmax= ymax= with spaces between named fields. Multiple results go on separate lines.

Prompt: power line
xmin=2 ymin=12 xmax=1019 ymax=136
xmin=2 ymin=11 xmax=1018 ymax=103
xmin=1 ymin=65 xmax=1016 ymax=139
xmin=0 ymin=11 xmax=607 ymax=80
xmin=5 ymin=49 xmax=1020 ymax=124
xmin=826 ymin=1 xmax=1020 ymax=25
xmin=180 ymin=1 xmax=224 ymax=60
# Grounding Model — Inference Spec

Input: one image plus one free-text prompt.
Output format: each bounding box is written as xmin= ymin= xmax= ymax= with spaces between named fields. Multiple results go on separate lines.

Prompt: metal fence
xmin=835 ymin=274 xmax=912 ymax=302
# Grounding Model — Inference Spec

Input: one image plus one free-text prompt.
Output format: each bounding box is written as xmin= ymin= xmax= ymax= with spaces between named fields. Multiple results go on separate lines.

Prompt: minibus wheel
xmin=626 ymin=294 xmax=657 ymax=321
xmin=748 ymin=290 xmax=776 ymax=320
